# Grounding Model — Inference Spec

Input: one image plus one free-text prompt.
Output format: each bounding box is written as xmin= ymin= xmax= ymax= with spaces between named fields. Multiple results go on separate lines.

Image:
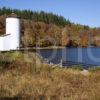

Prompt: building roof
xmin=7 ymin=12 xmax=20 ymax=18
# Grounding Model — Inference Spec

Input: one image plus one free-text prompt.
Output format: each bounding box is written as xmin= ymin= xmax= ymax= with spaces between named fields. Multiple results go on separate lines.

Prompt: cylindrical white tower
xmin=6 ymin=14 xmax=20 ymax=50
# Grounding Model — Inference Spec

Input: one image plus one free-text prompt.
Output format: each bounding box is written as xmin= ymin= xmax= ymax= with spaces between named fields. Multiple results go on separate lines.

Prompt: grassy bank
xmin=0 ymin=52 xmax=100 ymax=100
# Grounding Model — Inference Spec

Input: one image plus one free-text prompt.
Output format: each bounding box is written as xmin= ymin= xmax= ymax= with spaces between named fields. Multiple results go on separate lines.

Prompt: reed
xmin=0 ymin=52 xmax=99 ymax=100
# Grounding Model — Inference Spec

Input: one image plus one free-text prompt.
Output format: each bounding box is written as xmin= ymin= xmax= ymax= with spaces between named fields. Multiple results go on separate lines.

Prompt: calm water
xmin=37 ymin=47 xmax=100 ymax=68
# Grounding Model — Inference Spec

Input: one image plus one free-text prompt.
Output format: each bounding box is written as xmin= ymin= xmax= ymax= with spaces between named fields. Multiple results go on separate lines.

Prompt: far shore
xmin=20 ymin=46 xmax=100 ymax=50
xmin=35 ymin=46 xmax=65 ymax=50
xmin=20 ymin=46 xmax=65 ymax=50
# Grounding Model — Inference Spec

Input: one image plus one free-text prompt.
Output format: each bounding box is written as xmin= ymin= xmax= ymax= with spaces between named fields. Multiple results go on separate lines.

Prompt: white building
xmin=0 ymin=13 xmax=20 ymax=51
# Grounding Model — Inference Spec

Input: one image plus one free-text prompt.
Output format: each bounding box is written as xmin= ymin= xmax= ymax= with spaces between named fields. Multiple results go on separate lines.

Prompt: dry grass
xmin=0 ymin=52 xmax=99 ymax=100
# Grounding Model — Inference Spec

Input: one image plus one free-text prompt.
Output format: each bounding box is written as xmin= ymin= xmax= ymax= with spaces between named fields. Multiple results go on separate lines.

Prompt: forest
xmin=0 ymin=7 xmax=100 ymax=47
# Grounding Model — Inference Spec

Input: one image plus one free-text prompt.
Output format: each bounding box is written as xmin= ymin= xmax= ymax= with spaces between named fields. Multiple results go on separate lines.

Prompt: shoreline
xmin=20 ymin=46 xmax=65 ymax=50
xmin=18 ymin=46 xmax=100 ymax=51
xmin=35 ymin=46 xmax=65 ymax=50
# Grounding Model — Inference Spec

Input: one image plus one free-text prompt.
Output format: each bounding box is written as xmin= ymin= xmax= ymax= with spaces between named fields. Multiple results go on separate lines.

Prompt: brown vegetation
xmin=1 ymin=14 xmax=100 ymax=47
xmin=0 ymin=52 xmax=99 ymax=100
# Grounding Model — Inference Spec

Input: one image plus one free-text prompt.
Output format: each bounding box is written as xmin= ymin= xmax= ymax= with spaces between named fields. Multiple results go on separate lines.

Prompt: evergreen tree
xmin=0 ymin=7 xmax=72 ymax=26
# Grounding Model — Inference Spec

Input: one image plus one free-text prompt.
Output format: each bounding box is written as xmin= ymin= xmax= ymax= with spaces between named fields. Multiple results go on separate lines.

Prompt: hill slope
xmin=0 ymin=52 xmax=99 ymax=99
xmin=0 ymin=7 xmax=100 ymax=47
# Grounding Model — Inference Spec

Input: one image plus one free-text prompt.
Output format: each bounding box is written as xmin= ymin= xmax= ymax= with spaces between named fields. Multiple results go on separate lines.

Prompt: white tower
xmin=0 ymin=13 xmax=20 ymax=51
xmin=6 ymin=13 xmax=20 ymax=50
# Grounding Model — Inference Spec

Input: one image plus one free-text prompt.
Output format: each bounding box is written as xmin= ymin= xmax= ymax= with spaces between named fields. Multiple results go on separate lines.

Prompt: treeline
xmin=0 ymin=7 xmax=71 ymax=26
xmin=1 ymin=7 xmax=100 ymax=47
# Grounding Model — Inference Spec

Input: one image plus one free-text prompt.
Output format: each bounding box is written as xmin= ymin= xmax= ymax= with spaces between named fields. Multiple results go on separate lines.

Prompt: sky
xmin=0 ymin=0 xmax=100 ymax=27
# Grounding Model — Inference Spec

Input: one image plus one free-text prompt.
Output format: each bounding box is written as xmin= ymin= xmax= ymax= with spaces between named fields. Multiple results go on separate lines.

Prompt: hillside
xmin=0 ymin=7 xmax=100 ymax=47
xmin=0 ymin=52 xmax=99 ymax=100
